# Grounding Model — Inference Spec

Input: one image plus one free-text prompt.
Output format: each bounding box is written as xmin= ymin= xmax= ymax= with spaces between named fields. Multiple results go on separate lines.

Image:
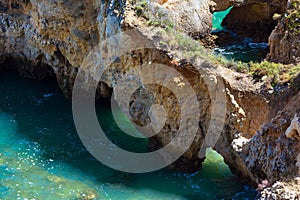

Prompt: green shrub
xmin=286 ymin=0 xmax=300 ymax=33
xmin=134 ymin=0 xmax=148 ymax=17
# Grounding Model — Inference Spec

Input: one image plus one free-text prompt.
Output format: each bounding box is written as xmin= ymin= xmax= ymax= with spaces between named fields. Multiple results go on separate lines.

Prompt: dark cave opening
xmin=0 ymin=56 xmax=55 ymax=80
xmin=221 ymin=2 xmax=287 ymax=43
xmin=211 ymin=1 xmax=288 ymax=63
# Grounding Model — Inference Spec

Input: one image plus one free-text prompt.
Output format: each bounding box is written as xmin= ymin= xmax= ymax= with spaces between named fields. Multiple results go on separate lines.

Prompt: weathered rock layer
xmin=267 ymin=0 xmax=300 ymax=64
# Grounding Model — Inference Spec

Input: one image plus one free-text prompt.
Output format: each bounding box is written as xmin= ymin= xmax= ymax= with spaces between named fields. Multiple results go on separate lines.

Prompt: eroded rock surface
xmin=0 ymin=0 xmax=117 ymax=96
xmin=267 ymin=0 xmax=300 ymax=64
xmin=238 ymin=91 xmax=300 ymax=187
xmin=213 ymin=0 xmax=300 ymax=63
xmin=144 ymin=0 xmax=213 ymax=38
xmin=261 ymin=178 xmax=300 ymax=199
xmin=0 ymin=1 xmax=299 ymax=198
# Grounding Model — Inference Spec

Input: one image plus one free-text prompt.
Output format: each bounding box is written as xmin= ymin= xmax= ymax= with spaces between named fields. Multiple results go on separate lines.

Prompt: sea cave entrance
xmin=0 ymin=67 xmax=258 ymax=199
xmin=211 ymin=2 xmax=287 ymax=63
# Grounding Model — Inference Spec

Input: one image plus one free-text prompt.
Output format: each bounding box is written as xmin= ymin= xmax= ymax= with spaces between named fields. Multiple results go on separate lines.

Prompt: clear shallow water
xmin=0 ymin=71 xmax=257 ymax=199
xmin=212 ymin=7 xmax=233 ymax=31
xmin=212 ymin=8 xmax=269 ymax=62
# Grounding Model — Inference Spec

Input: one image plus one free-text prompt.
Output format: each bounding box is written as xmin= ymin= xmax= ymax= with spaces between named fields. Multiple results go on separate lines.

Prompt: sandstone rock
xmin=261 ymin=179 xmax=300 ymax=199
xmin=267 ymin=0 xmax=300 ymax=64
xmin=144 ymin=0 xmax=213 ymax=39
xmin=0 ymin=0 xmax=114 ymax=96
xmin=285 ymin=114 xmax=300 ymax=139
xmin=238 ymin=91 xmax=300 ymax=185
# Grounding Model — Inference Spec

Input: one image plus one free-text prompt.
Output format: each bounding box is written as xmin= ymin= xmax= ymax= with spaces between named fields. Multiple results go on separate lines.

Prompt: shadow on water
xmin=0 ymin=70 xmax=258 ymax=199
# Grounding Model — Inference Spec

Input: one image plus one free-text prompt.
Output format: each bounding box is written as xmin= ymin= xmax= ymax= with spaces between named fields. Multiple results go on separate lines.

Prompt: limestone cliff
xmin=252 ymin=93 xmax=300 ymax=199
xmin=0 ymin=0 xmax=299 ymax=198
xmin=151 ymin=0 xmax=213 ymax=39
xmin=239 ymin=91 xmax=300 ymax=184
xmin=267 ymin=0 xmax=300 ymax=64
xmin=0 ymin=0 xmax=115 ymax=97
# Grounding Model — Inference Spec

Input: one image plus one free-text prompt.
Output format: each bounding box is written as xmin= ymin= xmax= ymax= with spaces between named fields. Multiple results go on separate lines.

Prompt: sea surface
xmin=0 ymin=71 xmax=259 ymax=199
xmin=212 ymin=7 xmax=269 ymax=62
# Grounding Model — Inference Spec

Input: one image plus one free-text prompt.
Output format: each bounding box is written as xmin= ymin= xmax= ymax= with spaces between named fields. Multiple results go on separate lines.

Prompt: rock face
xmin=267 ymin=0 xmax=300 ymax=64
xmin=0 ymin=0 xmax=216 ymax=94
xmin=261 ymin=178 xmax=300 ymax=199
xmin=220 ymin=0 xmax=288 ymax=42
xmin=147 ymin=0 xmax=213 ymax=38
xmin=286 ymin=115 xmax=300 ymax=139
xmin=238 ymin=92 xmax=300 ymax=185
xmin=211 ymin=0 xmax=233 ymax=11
xmin=0 ymin=0 xmax=222 ymax=172
xmin=0 ymin=0 xmax=300 ymax=197
xmin=0 ymin=0 xmax=117 ymax=97
xmin=252 ymin=94 xmax=300 ymax=198
xmin=211 ymin=0 xmax=246 ymax=11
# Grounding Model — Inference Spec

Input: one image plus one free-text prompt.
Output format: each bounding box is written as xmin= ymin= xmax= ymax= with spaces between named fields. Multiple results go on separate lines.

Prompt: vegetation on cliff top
xmin=134 ymin=0 xmax=174 ymax=29
xmin=132 ymin=0 xmax=300 ymax=90
xmin=287 ymin=0 xmax=300 ymax=33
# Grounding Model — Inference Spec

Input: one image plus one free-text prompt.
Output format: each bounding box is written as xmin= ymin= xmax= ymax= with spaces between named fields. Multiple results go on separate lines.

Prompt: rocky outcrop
xmin=121 ymin=10 xmax=272 ymax=173
xmin=211 ymin=0 xmax=248 ymax=12
xmin=237 ymin=92 xmax=300 ymax=185
xmin=0 ymin=0 xmax=216 ymax=95
xmin=221 ymin=0 xmax=288 ymax=42
xmin=267 ymin=0 xmax=300 ymax=64
xmin=0 ymin=0 xmax=115 ymax=97
xmin=261 ymin=178 xmax=300 ymax=199
xmin=286 ymin=115 xmax=300 ymax=139
xmin=0 ymin=0 xmax=228 ymax=172
xmin=143 ymin=0 xmax=213 ymax=39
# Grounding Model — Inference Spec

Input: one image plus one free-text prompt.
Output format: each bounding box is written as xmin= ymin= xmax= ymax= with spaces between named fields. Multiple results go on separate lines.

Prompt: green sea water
xmin=0 ymin=71 xmax=258 ymax=199
xmin=212 ymin=7 xmax=269 ymax=63
xmin=212 ymin=7 xmax=233 ymax=31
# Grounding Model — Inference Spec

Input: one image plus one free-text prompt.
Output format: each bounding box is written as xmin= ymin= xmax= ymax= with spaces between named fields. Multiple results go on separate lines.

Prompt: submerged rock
xmin=47 ymin=175 xmax=63 ymax=184
xmin=76 ymin=189 xmax=97 ymax=200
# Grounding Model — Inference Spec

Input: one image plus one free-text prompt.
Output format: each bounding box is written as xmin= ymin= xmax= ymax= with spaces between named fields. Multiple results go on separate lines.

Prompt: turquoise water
xmin=0 ymin=71 xmax=257 ymax=199
xmin=213 ymin=39 xmax=269 ymax=63
xmin=212 ymin=7 xmax=233 ymax=31
xmin=212 ymin=8 xmax=269 ymax=62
